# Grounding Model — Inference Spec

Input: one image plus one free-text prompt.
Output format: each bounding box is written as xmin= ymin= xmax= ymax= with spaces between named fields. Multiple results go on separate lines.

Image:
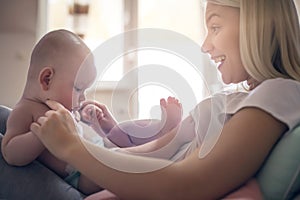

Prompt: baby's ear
xmin=39 ymin=67 xmax=54 ymax=90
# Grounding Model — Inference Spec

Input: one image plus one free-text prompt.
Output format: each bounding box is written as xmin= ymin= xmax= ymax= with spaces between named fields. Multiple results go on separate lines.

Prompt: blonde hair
xmin=205 ymin=0 xmax=239 ymax=8
xmin=206 ymin=0 xmax=300 ymax=82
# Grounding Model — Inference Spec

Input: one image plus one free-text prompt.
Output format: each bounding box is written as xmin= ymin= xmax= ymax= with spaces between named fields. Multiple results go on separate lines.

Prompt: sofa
xmin=0 ymin=105 xmax=84 ymax=200
xmin=0 ymin=104 xmax=300 ymax=199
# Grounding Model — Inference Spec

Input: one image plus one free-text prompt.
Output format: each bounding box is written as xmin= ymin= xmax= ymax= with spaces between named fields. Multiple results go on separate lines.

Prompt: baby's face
xmin=47 ymin=54 xmax=96 ymax=112
xmin=72 ymin=58 xmax=97 ymax=111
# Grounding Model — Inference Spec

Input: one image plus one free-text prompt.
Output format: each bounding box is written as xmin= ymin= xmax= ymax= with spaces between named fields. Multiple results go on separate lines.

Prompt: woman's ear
xmin=39 ymin=67 xmax=54 ymax=90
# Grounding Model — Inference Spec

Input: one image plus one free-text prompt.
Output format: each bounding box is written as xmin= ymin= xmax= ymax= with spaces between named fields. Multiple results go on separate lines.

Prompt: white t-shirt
xmin=172 ymin=78 xmax=300 ymax=161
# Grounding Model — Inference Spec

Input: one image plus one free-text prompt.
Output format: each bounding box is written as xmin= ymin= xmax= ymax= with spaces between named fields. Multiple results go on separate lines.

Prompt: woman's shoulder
xmin=253 ymin=78 xmax=300 ymax=93
xmin=246 ymin=78 xmax=300 ymax=103
xmin=237 ymin=78 xmax=300 ymax=130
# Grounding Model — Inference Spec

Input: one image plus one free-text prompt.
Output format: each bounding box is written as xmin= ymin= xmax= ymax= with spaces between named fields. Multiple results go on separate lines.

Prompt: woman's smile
xmin=212 ymin=55 xmax=226 ymax=70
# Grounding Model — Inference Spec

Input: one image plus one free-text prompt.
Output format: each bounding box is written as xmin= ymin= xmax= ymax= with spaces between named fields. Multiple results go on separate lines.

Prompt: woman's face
xmin=201 ymin=3 xmax=248 ymax=84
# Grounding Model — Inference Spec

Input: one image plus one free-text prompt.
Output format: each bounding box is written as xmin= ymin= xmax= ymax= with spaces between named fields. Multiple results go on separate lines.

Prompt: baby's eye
xmin=74 ymin=86 xmax=82 ymax=92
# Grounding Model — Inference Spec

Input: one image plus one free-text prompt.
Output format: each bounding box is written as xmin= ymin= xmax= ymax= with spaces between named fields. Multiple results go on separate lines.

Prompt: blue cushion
xmin=256 ymin=125 xmax=300 ymax=199
xmin=0 ymin=105 xmax=11 ymax=134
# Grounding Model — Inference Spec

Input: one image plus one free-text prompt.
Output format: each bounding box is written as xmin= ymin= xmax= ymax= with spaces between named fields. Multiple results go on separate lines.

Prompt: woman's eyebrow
xmin=206 ymin=13 xmax=220 ymax=24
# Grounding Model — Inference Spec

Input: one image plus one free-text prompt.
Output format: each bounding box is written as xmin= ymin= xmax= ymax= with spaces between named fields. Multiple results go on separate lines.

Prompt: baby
xmin=1 ymin=29 xmax=103 ymax=194
xmin=2 ymin=29 xmax=182 ymax=195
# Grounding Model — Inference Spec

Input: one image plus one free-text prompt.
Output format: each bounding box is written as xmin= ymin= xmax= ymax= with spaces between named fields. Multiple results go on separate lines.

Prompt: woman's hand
xmin=30 ymin=100 xmax=81 ymax=161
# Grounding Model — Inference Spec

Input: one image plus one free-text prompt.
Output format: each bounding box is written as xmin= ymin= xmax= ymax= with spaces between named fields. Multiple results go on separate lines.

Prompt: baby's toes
xmin=168 ymin=96 xmax=181 ymax=106
xmin=167 ymin=96 xmax=175 ymax=104
xmin=160 ymin=98 xmax=167 ymax=108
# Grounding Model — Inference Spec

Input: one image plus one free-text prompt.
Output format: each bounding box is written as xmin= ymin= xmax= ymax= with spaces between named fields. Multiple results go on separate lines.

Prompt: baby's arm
xmin=80 ymin=101 xmax=117 ymax=137
xmin=1 ymin=107 xmax=46 ymax=166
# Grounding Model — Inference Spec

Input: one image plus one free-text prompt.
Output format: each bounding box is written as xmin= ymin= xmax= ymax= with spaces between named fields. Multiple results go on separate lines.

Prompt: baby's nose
xmin=79 ymin=93 xmax=86 ymax=102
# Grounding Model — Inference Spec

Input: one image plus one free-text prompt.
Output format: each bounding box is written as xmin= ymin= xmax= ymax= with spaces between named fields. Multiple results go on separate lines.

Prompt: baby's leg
xmin=105 ymin=119 xmax=162 ymax=147
xmin=159 ymin=96 xmax=182 ymax=134
xmin=105 ymin=97 xmax=182 ymax=147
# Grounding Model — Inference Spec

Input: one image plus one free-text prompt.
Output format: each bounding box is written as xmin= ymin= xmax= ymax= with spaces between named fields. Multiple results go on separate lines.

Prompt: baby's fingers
xmin=80 ymin=104 xmax=103 ymax=124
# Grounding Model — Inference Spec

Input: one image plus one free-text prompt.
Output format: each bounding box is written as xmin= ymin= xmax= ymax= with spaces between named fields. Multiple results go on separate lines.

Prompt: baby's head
xmin=26 ymin=29 xmax=97 ymax=111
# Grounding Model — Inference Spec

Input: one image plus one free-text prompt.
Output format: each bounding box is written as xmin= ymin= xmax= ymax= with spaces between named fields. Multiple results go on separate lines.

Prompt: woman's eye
xmin=211 ymin=25 xmax=220 ymax=33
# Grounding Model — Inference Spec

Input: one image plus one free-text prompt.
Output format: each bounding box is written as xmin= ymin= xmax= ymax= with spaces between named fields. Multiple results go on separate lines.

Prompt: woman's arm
xmin=31 ymin=100 xmax=287 ymax=199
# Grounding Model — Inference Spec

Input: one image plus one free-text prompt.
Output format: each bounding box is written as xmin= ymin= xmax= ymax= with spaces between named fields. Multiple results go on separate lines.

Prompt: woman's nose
xmin=201 ymin=37 xmax=213 ymax=53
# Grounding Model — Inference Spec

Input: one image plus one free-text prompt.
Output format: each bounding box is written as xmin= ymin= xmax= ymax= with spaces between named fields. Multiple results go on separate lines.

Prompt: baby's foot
xmin=160 ymin=96 xmax=182 ymax=133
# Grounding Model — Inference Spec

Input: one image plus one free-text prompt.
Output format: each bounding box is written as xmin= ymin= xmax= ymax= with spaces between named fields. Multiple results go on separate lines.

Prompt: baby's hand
xmin=80 ymin=101 xmax=117 ymax=137
xmin=80 ymin=104 xmax=103 ymax=126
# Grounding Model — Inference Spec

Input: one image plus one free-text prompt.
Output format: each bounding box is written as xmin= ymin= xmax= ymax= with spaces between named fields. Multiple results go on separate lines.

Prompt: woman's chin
xmin=221 ymin=76 xmax=231 ymax=85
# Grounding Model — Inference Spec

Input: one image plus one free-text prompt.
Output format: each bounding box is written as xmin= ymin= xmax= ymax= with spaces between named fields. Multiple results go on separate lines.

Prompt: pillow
xmin=0 ymin=105 xmax=11 ymax=134
xmin=256 ymin=125 xmax=300 ymax=200
xmin=0 ymin=134 xmax=85 ymax=200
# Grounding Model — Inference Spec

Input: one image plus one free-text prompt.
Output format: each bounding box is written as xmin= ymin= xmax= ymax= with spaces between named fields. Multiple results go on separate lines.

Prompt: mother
xmin=31 ymin=0 xmax=300 ymax=199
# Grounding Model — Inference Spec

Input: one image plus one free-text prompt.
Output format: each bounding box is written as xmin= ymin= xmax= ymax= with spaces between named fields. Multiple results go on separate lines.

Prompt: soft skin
xmin=30 ymin=0 xmax=300 ymax=199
